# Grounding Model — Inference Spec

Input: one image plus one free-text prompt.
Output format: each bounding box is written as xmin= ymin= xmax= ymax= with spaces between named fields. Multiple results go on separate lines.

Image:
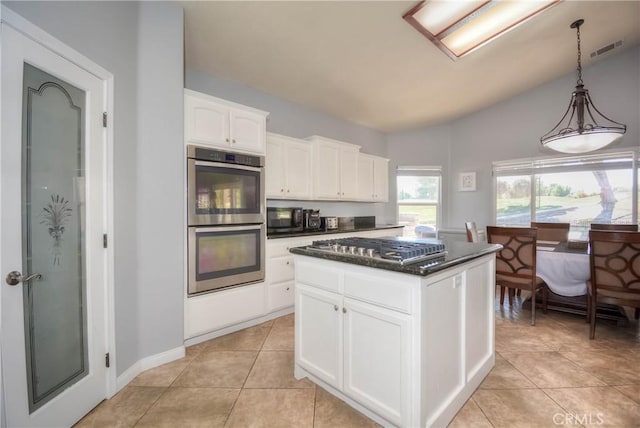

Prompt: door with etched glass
xmin=1 ymin=23 xmax=107 ymax=426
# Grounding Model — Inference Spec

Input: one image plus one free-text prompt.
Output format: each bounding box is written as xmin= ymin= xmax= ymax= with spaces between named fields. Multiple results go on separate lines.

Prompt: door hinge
xmin=103 ymin=233 xmax=108 ymax=248
xmin=103 ymin=112 xmax=107 ymax=128
xmin=105 ymin=353 xmax=110 ymax=368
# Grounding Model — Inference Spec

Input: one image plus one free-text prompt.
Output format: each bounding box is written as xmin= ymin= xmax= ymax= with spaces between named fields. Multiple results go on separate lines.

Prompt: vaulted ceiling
xmin=182 ymin=1 xmax=640 ymax=132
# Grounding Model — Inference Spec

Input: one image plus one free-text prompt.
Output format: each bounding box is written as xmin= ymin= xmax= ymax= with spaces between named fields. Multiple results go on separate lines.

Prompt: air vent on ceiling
xmin=590 ymin=40 xmax=623 ymax=58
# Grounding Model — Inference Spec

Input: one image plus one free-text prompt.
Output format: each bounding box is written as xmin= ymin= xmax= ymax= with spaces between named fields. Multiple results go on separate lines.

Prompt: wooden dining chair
xmin=590 ymin=223 xmax=638 ymax=232
xmin=588 ymin=230 xmax=640 ymax=339
xmin=465 ymin=221 xmax=479 ymax=243
xmin=530 ymin=222 xmax=570 ymax=242
xmin=486 ymin=226 xmax=548 ymax=325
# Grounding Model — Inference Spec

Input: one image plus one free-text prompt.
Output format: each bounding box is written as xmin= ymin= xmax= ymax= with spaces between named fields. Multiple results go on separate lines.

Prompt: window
xmin=494 ymin=151 xmax=638 ymax=240
xmin=397 ymin=166 xmax=441 ymax=238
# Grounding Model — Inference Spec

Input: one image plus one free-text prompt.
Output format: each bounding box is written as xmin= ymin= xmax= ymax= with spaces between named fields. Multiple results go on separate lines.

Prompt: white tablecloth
xmin=536 ymin=247 xmax=589 ymax=297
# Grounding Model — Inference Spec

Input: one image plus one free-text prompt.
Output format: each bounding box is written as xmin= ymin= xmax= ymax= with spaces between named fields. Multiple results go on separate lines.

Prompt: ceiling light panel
xmin=404 ymin=0 xmax=559 ymax=60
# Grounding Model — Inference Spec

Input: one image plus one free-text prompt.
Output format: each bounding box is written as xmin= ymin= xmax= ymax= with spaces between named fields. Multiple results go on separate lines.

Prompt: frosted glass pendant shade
xmin=542 ymin=132 xmax=624 ymax=154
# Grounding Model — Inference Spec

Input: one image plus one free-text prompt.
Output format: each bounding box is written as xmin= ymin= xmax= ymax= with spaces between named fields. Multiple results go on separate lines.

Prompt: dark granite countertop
xmin=289 ymin=237 xmax=502 ymax=276
xmin=267 ymin=224 xmax=404 ymax=240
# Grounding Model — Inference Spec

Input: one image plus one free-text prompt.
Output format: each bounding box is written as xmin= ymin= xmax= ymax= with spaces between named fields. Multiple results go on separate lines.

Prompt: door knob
xmin=5 ymin=271 xmax=42 ymax=286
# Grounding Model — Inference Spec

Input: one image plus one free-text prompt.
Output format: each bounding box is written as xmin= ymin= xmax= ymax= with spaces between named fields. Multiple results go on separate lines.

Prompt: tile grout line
xmin=222 ymin=319 xmax=276 ymax=426
xmin=132 ymin=343 xmax=206 ymax=426
xmin=469 ymin=396 xmax=496 ymax=428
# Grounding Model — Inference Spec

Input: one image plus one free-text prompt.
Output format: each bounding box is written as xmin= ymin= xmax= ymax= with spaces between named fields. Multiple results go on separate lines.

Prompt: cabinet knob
xmin=287 ymin=189 xmax=290 ymax=193
xmin=281 ymin=188 xmax=284 ymax=192
xmin=286 ymin=261 xmax=290 ymax=265
xmin=232 ymin=139 xmax=236 ymax=143
xmin=225 ymin=138 xmax=229 ymax=143
xmin=342 ymin=307 xmax=347 ymax=314
xmin=334 ymin=305 xmax=339 ymax=311
xmin=286 ymin=287 xmax=290 ymax=291
xmin=337 ymin=192 xmax=340 ymax=195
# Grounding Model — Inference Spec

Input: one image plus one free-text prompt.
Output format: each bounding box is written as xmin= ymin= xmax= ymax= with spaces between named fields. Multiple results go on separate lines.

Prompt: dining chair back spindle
xmin=588 ymin=230 xmax=640 ymax=339
xmin=530 ymin=222 xmax=570 ymax=243
xmin=465 ymin=221 xmax=479 ymax=243
xmin=486 ymin=226 xmax=548 ymax=325
xmin=590 ymin=223 xmax=639 ymax=232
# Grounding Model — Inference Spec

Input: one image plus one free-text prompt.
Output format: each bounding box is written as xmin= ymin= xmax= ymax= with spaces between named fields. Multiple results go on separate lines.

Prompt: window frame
xmin=492 ymin=149 xmax=639 ymax=227
xmin=396 ymin=165 xmax=442 ymax=234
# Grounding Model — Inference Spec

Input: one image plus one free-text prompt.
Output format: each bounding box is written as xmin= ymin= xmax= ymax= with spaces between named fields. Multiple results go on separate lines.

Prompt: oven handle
xmin=193 ymin=224 xmax=264 ymax=234
xmin=194 ymin=159 xmax=263 ymax=173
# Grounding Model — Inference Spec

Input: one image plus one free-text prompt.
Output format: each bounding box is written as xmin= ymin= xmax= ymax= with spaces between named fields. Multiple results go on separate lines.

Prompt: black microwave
xmin=267 ymin=207 xmax=303 ymax=234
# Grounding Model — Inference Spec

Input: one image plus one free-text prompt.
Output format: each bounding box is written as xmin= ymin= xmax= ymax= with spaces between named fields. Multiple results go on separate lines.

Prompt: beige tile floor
xmin=77 ymin=295 xmax=640 ymax=427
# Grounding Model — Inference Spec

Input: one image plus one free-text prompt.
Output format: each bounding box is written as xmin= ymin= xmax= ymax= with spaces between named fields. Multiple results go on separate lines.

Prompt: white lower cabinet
xmin=296 ymin=283 xmax=343 ymax=389
xmin=294 ymin=253 xmax=496 ymax=428
xmin=343 ymin=298 xmax=410 ymax=426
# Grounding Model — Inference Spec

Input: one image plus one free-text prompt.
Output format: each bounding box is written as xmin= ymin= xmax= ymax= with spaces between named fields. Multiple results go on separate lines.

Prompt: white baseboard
xmin=184 ymin=306 xmax=293 ymax=347
xmin=115 ymin=345 xmax=186 ymax=392
xmin=115 ymin=307 xmax=294 ymax=393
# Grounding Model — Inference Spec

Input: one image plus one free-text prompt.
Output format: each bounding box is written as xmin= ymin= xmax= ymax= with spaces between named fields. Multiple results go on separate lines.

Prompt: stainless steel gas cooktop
xmin=305 ymin=237 xmax=446 ymax=266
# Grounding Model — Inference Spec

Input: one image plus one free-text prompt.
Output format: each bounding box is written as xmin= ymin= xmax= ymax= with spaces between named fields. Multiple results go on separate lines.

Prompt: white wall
xmin=4 ymin=1 xmax=185 ymax=376
xmin=383 ymin=124 xmax=452 ymax=228
xmin=135 ymin=2 xmax=184 ymax=362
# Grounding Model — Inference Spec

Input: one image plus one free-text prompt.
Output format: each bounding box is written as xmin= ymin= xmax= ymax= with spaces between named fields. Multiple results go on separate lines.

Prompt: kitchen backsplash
xmin=266 ymin=200 xmax=391 ymax=224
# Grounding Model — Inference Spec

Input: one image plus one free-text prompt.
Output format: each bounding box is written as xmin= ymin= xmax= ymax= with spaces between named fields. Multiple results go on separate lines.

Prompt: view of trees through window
xmin=496 ymin=168 xmax=634 ymax=239
xmin=397 ymin=175 xmax=440 ymax=237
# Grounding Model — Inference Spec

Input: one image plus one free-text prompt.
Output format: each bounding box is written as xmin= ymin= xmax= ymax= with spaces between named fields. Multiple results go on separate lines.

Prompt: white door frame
xmin=0 ymin=3 xmax=117 ymax=413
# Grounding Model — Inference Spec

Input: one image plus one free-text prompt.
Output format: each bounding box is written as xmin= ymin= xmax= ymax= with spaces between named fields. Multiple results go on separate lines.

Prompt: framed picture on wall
xmin=459 ymin=172 xmax=476 ymax=192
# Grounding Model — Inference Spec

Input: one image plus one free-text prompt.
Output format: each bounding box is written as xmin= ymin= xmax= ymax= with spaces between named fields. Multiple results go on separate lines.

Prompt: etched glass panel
xmin=22 ymin=63 xmax=87 ymax=413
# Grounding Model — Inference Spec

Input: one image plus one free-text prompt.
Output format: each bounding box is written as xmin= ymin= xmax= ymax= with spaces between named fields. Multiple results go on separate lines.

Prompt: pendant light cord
xmin=576 ymin=23 xmax=583 ymax=85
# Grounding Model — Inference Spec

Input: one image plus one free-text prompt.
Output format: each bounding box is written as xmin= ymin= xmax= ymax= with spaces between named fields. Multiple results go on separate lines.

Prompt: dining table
xmin=527 ymin=240 xmax=631 ymax=320
xmin=536 ymin=240 xmax=589 ymax=297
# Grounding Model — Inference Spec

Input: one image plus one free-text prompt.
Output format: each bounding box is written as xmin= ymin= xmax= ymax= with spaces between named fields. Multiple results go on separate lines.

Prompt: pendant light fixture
xmin=540 ymin=19 xmax=626 ymax=153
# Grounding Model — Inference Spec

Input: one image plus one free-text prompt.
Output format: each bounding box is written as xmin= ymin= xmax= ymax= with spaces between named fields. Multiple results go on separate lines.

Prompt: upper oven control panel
xmin=187 ymin=145 xmax=264 ymax=167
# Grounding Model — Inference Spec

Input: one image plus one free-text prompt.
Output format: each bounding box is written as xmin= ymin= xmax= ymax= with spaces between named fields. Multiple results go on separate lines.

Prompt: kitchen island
xmin=290 ymin=238 xmax=501 ymax=428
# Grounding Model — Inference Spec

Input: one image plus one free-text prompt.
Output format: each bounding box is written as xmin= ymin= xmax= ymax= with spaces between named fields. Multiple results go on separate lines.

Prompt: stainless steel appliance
xmin=187 ymin=145 xmax=266 ymax=295
xmin=322 ymin=216 xmax=339 ymax=230
xmin=304 ymin=237 xmax=446 ymax=266
xmin=267 ymin=207 xmax=303 ymax=234
xmin=303 ymin=209 xmax=321 ymax=231
xmin=188 ymin=224 xmax=265 ymax=294
xmin=187 ymin=145 xmax=265 ymax=226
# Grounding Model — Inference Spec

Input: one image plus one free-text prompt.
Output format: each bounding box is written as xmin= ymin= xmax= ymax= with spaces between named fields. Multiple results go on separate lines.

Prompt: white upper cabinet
xmin=373 ymin=156 xmax=389 ymax=202
xmin=357 ymin=154 xmax=389 ymax=202
xmin=184 ymin=89 xmax=268 ymax=154
xmin=307 ymin=135 xmax=361 ymax=201
xmin=266 ymin=133 xmax=312 ymax=199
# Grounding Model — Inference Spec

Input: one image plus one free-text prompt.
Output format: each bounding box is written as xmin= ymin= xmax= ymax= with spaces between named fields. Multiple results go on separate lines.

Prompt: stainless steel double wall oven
xmin=187 ymin=145 xmax=265 ymax=295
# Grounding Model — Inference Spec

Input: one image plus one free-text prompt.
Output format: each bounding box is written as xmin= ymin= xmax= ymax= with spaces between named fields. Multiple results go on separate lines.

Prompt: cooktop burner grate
xmin=309 ymin=237 xmax=446 ymax=265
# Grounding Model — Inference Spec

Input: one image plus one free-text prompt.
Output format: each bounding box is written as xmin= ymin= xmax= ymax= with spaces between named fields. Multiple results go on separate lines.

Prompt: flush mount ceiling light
xmin=540 ymin=19 xmax=627 ymax=153
xmin=403 ymin=0 xmax=558 ymax=60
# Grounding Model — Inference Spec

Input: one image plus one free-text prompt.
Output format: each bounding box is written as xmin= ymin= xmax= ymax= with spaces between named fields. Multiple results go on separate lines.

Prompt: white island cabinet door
xmin=295 ymin=283 xmax=343 ymax=389
xmin=343 ymin=298 xmax=411 ymax=427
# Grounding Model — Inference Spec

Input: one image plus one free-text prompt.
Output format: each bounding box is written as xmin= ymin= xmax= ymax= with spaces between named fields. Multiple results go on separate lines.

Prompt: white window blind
xmin=397 ymin=165 xmax=442 ymax=177
xmin=493 ymin=151 xmax=635 ymax=176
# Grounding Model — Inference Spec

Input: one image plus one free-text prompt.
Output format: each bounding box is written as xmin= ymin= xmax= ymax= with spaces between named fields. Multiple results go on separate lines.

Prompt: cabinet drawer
xmin=268 ymin=256 xmax=295 ymax=283
xmin=267 ymin=281 xmax=294 ymax=312
xmin=344 ymin=272 xmax=413 ymax=314
xmin=295 ymin=258 xmax=342 ymax=293
xmin=267 ymin=239 xmax=312 ymax=258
